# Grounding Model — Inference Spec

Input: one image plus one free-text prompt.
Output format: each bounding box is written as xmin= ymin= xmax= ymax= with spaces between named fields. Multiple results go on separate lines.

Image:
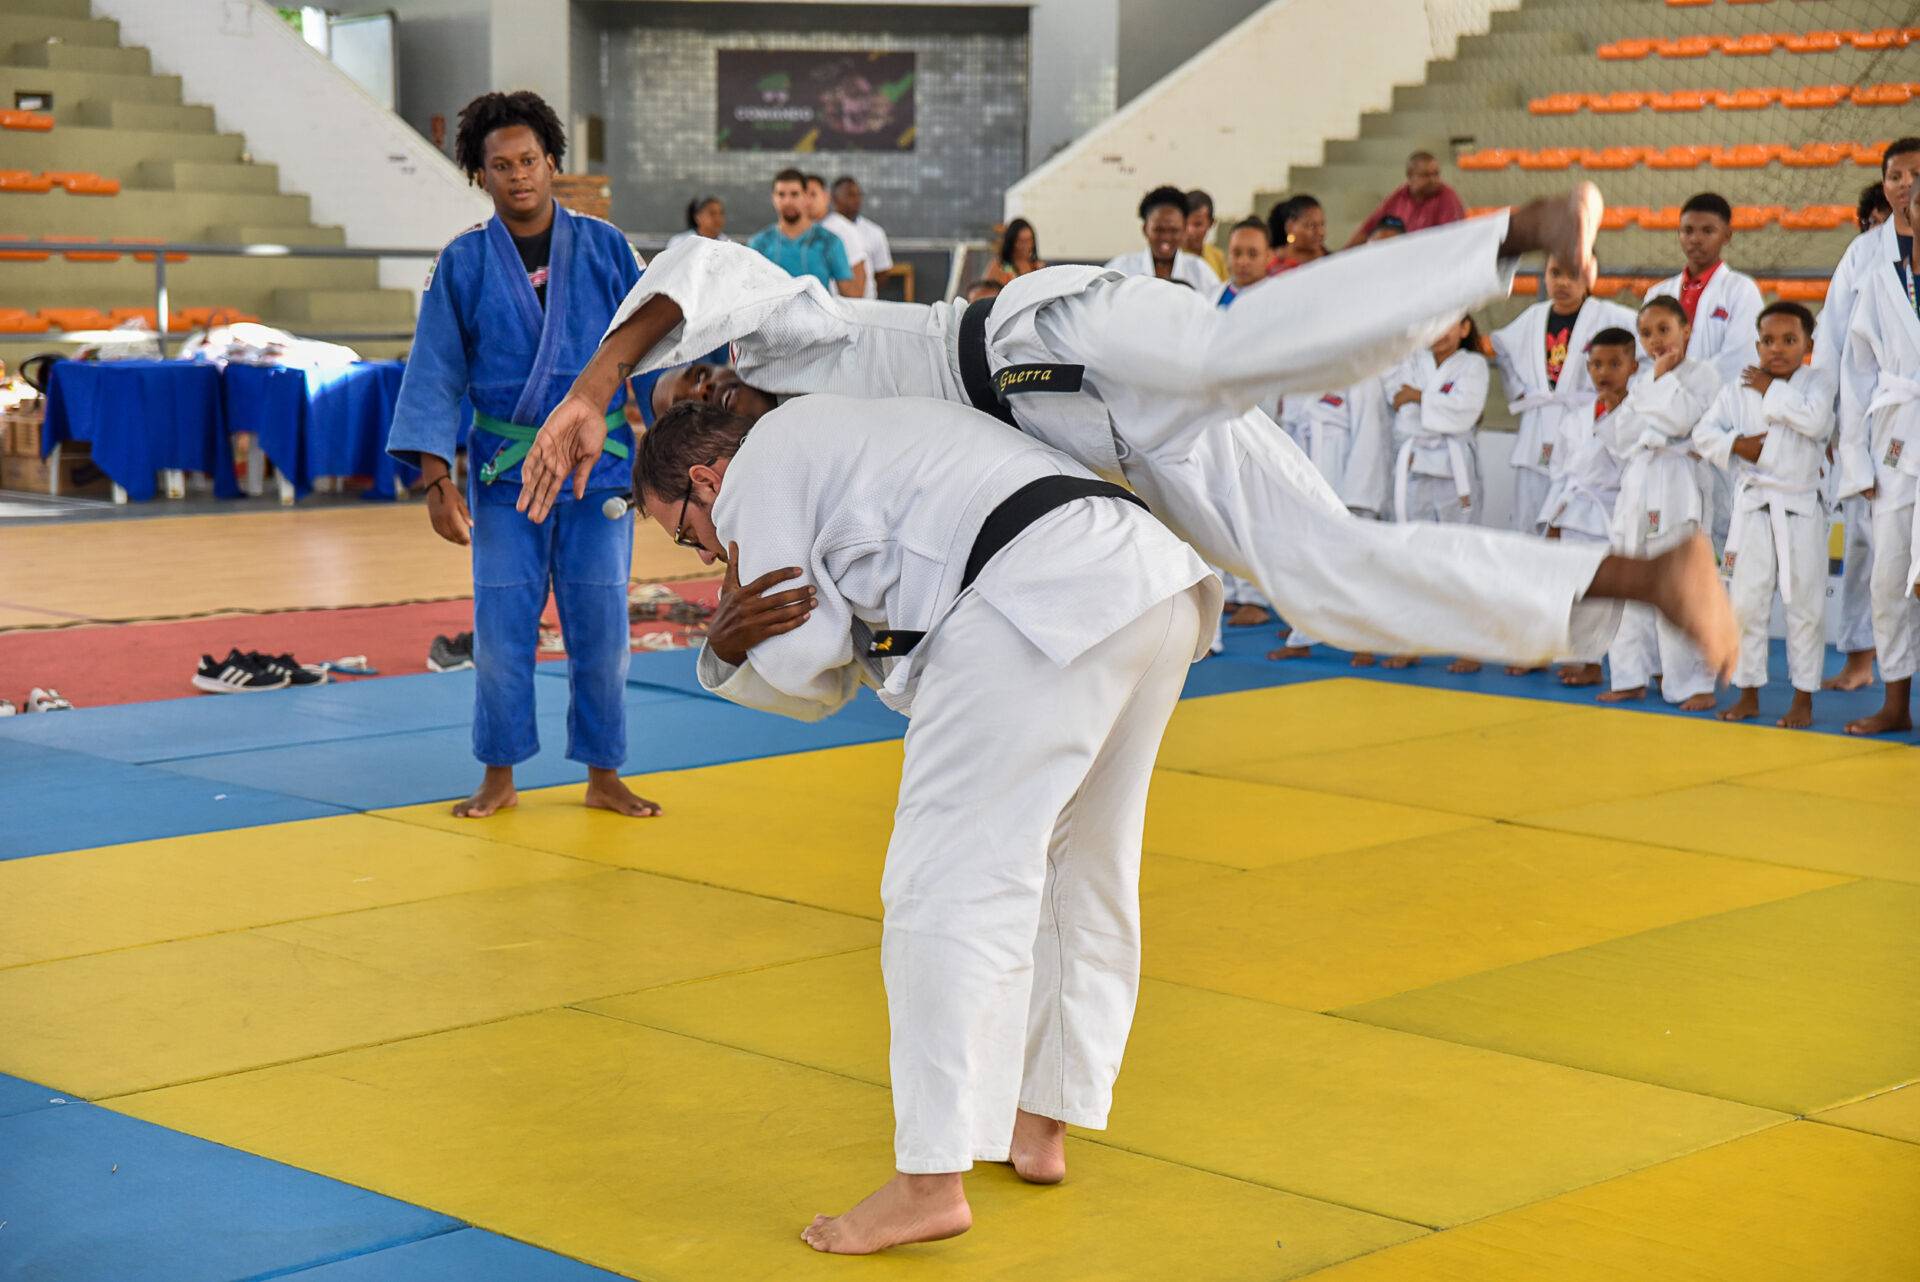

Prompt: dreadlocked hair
xmin=453 ymin=90 xmax=565 ymax=178
xmin=637 ymin=401 xmax=756 ymax=504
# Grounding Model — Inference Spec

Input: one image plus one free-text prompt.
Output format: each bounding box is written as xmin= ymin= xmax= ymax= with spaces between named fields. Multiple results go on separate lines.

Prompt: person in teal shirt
xmin=747 ymin=166 xmax=853 ymax=294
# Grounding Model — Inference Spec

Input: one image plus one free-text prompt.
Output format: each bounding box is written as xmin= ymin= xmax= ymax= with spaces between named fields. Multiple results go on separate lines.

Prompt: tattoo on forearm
xmin=617 ymin=361 xmax=637 ymax=381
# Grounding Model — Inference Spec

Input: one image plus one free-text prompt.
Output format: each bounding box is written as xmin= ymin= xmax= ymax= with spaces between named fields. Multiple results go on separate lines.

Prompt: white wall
xmin=1005 ymin=0 xmax=1520 ymax=258
xmin=94 ymin=0 xmax=492 ymax=300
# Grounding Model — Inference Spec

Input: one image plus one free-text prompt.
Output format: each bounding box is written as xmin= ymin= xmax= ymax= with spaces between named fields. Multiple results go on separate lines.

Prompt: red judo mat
xmin=0 ymin=579 xmax=721 ymax=710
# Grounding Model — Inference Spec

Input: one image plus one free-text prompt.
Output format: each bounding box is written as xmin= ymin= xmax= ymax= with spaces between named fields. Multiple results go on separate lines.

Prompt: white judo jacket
xmin=1540 ymin=394 xmax=1633 ymax=539
xmin=1838 ymin=252 xmax=1920 ymax=509
xmin=1379 ymin=347 xmax=1488 ymax=517
xmin=694 ymin=395 xmax=1217 ymax=720
xmin=1693 ymin=372 xmax=1836 ymax=599
xmin=1490 ymin=296 xmax=1638 ymax=482
xmin=1645 ymin=264 xmax=1766 ymax=384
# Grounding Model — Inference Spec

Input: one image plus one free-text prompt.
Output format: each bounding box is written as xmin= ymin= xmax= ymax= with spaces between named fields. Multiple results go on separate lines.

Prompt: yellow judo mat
xmin=5 ymin=679 xmax=1917 ymax=1279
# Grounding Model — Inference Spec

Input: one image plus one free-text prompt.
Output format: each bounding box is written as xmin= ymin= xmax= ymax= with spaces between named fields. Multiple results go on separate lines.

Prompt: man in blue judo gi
xmin=388 ymin=89 xmax=658 ymax=819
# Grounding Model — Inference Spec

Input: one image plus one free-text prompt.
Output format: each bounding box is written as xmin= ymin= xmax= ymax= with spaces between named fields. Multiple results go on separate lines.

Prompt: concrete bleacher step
xmin=75 ymin=99 xmax=215 ymax=133
xmin=0 ymin=66 xmax=184 ymax=113
xmin=270 ymin=288 xmax=416 ymax=325
xmin=1443 ymin=47 xmax=1910 ymax=97
xmin=0 ymin=0 xmax=95 ymax=18
xmin=2 ymin=13 xmax=121 ymax=47
xmin=3 ymin=127 xmax=245 ymax=179
xmin=3 ymin=255 xmax=381 ymax=304
xmin=0 ymin=190 xmax=315 ymax=239
xmin=8 ymin=39 xmax=150 ymax=76
xmin=1492 ymin=0 xmax=1904 ymax=38
xmin=205 ymin=224 xmax=348 ymax=247
xmin=135 ymin=160 xmax=282 ymax=196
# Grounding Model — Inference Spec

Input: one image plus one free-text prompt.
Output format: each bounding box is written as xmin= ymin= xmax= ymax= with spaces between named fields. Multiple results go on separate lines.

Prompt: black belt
xmin=957 ymin=297 xmax=1086 ymax=429
xmin=867 ymin=474 xmax=1148 ymax=658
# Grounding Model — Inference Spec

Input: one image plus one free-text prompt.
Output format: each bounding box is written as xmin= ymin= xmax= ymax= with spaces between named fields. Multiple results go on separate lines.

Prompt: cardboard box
xmin=1 ymin=443 xmax=112 ymax=498
xmin=1 ymin=405 xmax=43 ymax=457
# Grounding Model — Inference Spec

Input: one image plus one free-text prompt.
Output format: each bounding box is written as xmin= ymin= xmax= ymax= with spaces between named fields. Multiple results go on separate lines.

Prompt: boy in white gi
xmin=1538 ymin=327 xmax=1639 ymax=686
xmin=1695 ymin=303 xmax=1835 ymax=728
xmin=634 ymin=392 xmax=1215 ymax=1254
xmin=1602 ymin=296 xmax=1726 ymax=710
xmin=524 ymin=187 xmax=1738 ymax=680
xmin=1492 ymin=255 xmax=1638 ymax=536
xmin=1835 ymin=177 xmax=1920 ymax=736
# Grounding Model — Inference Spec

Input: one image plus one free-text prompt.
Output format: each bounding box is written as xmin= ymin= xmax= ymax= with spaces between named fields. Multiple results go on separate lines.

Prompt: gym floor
xmin=1 ymin=504 xmax=1916 ymax=1281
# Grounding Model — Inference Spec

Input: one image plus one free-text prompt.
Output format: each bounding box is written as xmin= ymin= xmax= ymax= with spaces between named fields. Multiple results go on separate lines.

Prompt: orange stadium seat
xmin=0 ymin=170 xmax=54 ymax=193
xmin=1720 ymin=33 xmax=1777 ymax=55
xmin=1457 ymin=148 xmax=1513 ymax=170
xmin=0 ymin=109 xmax=53 ymax=131
xmin=1649 ymin=89 xmax=1712 ymax=111
xmin=108 ymin=307 xmax=159 ymax=327
xmin=1639 ymin=206 xmax=1685 ymax=230
xmin=1529 ymin=93 xmax=1587 ymax=115
xmin=1600 ymin=206 xmax=1643 ymax=230
xmin=1646 ymin=145 xmax=1711 ymax=169
xmin=176 ymin=306 xmax=261 ymax=327
xmin=1779 ymin=30 xmax=1845 ymax=53
xmin=1667 ymin=0 xmax=1711 ymax=7
xmin=1657 ymin=36 xmax=1718 ymax=57
xmin=1581 ymin=147 xmax=1644 ymax=170
xmin=0 ymin=310 xmax=52 ymax=334
xmin=1465 ymin=206 xmax=1510 ymax=218
xmin=1714 ymin=87 xmax=1776 ymax=110
xmin=1853 ymin=140 xmax=1891 ymax=166
xmin=1598 ymin=39 xmax=1654 ymax=59
xmin=112 ymin=238 xmax=189 ymax=264
xmin=1711 ymin=144 xmax=1774 ymax=168
xmin=1780 ymin=142 xmax=1847 ymax=167
xmin=1779 ymin=204 xmax=1853 ymax=230
xmin=1765 ymin=279 xmax=1829 ymax=302
xmin=1733 ymin=204 xmax=1786 ymax=229
xmin=1515 ymin=148 xmax=1578 ymax=170
xmin=1852 ymin=84 xmax=1912 ymax=106
xmin=1590 ymin=91 xmax=1648 ymax=113
xmin=43 ymin=171 xmax=119 ymax=196
xmin=1849 ymin=28 xmax=1910 ymax=50
xmin=1728 ymin=0 xmax=1774 ymax=5
xmin=38 ymin=308 xmax=114 ymax=331
xmin=1510 ymin=273 xmax=1542 ymax=298
xmin=1781 ymin=84 xmax=1850 ymax=109
xmin=0 ymin=234 xmax=49 ymax=261
xmin=59 ymin=236 xmax=120 ymax=263
xmin=1591 ymin=275 xmax=1633 ymax=296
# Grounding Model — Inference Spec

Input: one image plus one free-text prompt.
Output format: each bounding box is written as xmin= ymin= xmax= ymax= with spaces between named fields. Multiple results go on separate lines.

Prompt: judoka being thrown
xmin=633 ymin=387 xmax=1219 ymax=1254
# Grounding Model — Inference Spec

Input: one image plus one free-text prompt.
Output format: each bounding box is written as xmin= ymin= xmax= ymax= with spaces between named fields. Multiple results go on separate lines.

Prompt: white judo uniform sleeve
xmin=1840 ymin=265 xmax=1920 ymax=682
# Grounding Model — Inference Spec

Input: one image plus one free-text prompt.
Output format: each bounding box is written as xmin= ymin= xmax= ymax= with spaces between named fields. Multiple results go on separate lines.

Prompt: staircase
xmin=0 ymin=0 xmax=415 ymax=374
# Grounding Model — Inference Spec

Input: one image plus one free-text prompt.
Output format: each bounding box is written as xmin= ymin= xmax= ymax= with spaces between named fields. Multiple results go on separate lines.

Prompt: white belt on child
xmin=1725 ymin=472 xmax=1820 ymax=599
xmin=1394 ymin=434 xmax=1474 ymax=521
xmin=1611 ymin=441 xmax=1698 ymax=556
xmin=1868 ymin=373 xmax=1920 ymax=479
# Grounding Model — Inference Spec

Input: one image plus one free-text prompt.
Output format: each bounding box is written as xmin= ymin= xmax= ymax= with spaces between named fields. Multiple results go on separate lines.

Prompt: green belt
xmin=473 ymin=409 xmax=628 ymax=485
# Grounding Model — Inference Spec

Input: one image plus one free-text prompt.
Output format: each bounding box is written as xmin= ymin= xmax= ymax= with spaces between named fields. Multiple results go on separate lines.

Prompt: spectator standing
xmin=1104 ymin=186 xmax=1220 ymax=291
xmin=1345 ymin=151 xmax=1466 ymax=247
xmin=748 ymin=167 xmax=854 ymax=296
xmin=831 ymin=176 xmax=894 ymax=293
xmin=805 ymin=172 xmax=869 ymax=297
xmin=985 ymin=218 xmax=1046 ymax=284
xmin=1183 ymin=189 xmax=1228 ymax=281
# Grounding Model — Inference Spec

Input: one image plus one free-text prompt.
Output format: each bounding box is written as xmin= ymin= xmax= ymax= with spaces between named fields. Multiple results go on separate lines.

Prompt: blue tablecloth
xmin=42 ymin=361 xmax=239 ymax=501
xmin=223 ymin=360 xmax=459 ymax=500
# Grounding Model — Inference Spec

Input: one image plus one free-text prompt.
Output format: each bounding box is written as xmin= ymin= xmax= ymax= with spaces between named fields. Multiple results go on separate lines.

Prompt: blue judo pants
xmin=469 ymin=479 xmax=632 ymax=769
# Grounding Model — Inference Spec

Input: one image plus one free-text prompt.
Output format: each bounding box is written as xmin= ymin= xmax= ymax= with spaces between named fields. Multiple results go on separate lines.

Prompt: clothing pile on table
xmin=176 ymin=322 xmax=360 ymax=369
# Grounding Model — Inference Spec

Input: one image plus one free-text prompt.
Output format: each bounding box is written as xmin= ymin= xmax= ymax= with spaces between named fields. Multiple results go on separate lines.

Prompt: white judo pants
xmin=1868 ymin=494 xmax=1920 ymax=683
xmin=1399 ymin=472 xmax=1481 ymax=526
xmin=1608 ymin=521 xmax=1717 ymax=701
xmin=1835 ymin=494 xmax=1876 ymax=656
xmin=1728 ymin=505 xmax=1827 ymax=693
xmin=1125 ymin=413 xmax=1621 ymax=666
xmin=880 ymin=583 xmax=1205 ymax=1174
xmin=1511 ymin=467 xmax=1552 ymax=535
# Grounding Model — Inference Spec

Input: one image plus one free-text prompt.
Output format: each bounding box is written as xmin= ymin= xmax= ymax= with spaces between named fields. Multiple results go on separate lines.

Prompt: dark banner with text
xmin=716 ymin=50 xmax=917 ymax=153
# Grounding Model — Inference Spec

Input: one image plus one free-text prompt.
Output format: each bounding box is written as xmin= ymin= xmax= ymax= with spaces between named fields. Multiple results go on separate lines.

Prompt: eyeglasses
xmin=671 ymin=458 xmax=721 ymax=549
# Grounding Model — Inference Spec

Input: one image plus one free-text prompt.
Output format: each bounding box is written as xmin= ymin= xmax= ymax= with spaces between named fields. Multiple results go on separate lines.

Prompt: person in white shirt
xmin=1103 ymin=186 xmax=1220 ymax=293
xmin=635 ymin=390 xmax=1215 ymax=1255
xmin=1694 ymin=303 xmax=1835 ymax=728
xmin=1602 ymin=295 xmax=1726 ymax=710
xmin=665 ymin=194 xmax=727 ymax=250
xmin=831 ymin=176 xmax=893 ymax=295
xmin=1834 ymin=174 xmax=1920 ymax=737
xmin=1490 ymin=256 xmax=1637 ymax=535
xmin=806 ymin=173 xmax=871 ymax=299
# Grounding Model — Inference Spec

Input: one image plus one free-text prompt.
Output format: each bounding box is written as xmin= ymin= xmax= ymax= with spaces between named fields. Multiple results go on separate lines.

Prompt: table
xmin=41 ymin=361 xmax=238 ymax=502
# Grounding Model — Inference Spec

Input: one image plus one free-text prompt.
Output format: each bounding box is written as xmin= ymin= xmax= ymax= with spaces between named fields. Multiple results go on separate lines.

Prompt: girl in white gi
xmin=1365 ymin=315 xmax=1491 ymax=671
xmin=1694 ymin=303 xmax=1835 ymax=728
xmin=1537 ymin=328 xmax=1640 ymax=686
xmin=524 ymin=187 xmax=1739 ymax=681
xmin=1490 ymin=256 xmax=1637 ymax=536
xmin=1835 ymin=177 xmax=1920 ymax=737
xmin=634 ymin=392 xmax=1216 ymax=1255
xmin=1602 ymin=296 xmax=1726 ymax=711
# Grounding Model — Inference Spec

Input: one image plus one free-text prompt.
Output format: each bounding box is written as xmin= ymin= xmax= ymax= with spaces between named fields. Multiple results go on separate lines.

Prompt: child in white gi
xmin=1602 ymin=295 xmax=1726 ymax=710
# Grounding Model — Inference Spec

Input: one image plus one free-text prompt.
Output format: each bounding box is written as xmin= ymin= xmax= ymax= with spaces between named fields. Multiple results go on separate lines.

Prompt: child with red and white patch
xmin=1602 ymin=295 xmax=1725 ymax=710
xmin=1693 ymin=302 xmax=1834 ymax=729
xmin=1536 ymin=326 xmax=1640 ymax=686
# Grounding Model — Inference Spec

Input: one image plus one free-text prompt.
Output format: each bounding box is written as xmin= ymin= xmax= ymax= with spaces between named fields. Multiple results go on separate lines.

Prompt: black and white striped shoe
xmin=246 ymin=651 xmax=327 ymax=687
xmin=192 ymin=649 xmax=290 ymax=694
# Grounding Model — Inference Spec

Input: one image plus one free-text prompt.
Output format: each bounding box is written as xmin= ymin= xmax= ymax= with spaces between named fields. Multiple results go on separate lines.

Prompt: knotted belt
xmin=473 ymin=409 xmax=628 ymax=485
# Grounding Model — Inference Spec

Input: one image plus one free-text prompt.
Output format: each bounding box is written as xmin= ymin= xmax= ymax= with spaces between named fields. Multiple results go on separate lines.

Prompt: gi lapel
xmin=484 ymin=208 xmax=573 ymax=426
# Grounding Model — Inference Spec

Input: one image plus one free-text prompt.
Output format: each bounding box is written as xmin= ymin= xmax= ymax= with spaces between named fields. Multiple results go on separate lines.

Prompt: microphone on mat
xmin=602 ymin=491 xmax=634 ymax=520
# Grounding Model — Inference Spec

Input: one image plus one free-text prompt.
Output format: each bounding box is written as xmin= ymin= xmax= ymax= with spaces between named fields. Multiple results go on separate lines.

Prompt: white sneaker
xmin=26 ymin=688 xmax=73 ymax=712
xmin=0 ymin=698 xmax=15 ymax=717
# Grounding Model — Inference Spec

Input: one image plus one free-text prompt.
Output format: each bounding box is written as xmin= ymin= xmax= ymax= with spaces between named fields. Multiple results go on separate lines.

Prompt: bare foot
xmin=1381 ymin=654 xmax=1418 ymax=670
xmin=584 ymin=767 xmax=661 ymax=817
xmin=1823 ymin=650 xmax=1876 ymax=691
xmin=1009 ymin=1109 xmax=1067 ymax=1184
xmin=1778 ymin=690 xmax=1814 ymax=729
xmin=1501 ymin=182 xmax=1602 ymax=283
xmin=1598 ymin=685 xmax=1645 ymax=703
xmin=1558 ymin=662 xmax=1603 ymax=686
xmin=1678 ymin=693 xmax=1717 ymax=713
xmin=1718 ymin=689 xmax=1761 ymax=722
xmin=1268 ymin=644 xmax=1313 ymax=660
xmin=801 ymin=1173 xmax=972 ymax=1255
xmin=1647 ymin=534 xmax=1738 ymax=682
xmin=1506 ymin=665 xmax=1543 ymax=677
xmin=452 ymin=765 xmax=517 ymax=818
xmin=1227 ymin=603 xmax=1271 ymax=627
xmin=1845 ymin=681 xmax=1913 ymax=736
xmin=1350 ymin=652 xmax=1377 ymax=668
xmin=1446 ymin=658 xmax=1482 ymax=674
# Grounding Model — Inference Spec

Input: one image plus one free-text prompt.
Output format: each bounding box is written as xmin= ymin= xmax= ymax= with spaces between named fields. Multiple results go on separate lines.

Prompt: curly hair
xmin=453 ymin=90 xmax=565 ymax=178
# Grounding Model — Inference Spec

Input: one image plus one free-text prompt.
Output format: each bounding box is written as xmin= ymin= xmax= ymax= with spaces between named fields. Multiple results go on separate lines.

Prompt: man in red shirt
xmin=1346 ymin=151 xmax=1467 ymax=246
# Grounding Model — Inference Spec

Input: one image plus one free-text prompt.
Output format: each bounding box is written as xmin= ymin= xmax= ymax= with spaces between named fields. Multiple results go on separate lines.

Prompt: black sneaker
xmin=193 ymin=649 xmax=290 ymax=694
xmin=247 ymin=651 xmax=327 ymax=687
xmin=427 ymin=632 xmax=474 ymax=673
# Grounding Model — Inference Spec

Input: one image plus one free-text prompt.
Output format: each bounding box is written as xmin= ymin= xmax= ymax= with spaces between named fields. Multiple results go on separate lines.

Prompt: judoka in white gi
xmin=1835 ymin=176 xmax=1920 ymax=736
xmin=632 ymin=391 xmax=1216 ymax=1254
xmin=522 ymin=186 xmax=1737 ymax=679
xmin=1602 ymin=296 xmax=1726 ymax=710
xmin=1693 ymin=303 xmax=1835 ymax=727
xmin=1104 ymin=185 xmax=1221 ymax=294
xmin=1812 ymin=139 xmax=1920 ymax=691
xmin=1490 ymin=256 xmax=1638 ymax=535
